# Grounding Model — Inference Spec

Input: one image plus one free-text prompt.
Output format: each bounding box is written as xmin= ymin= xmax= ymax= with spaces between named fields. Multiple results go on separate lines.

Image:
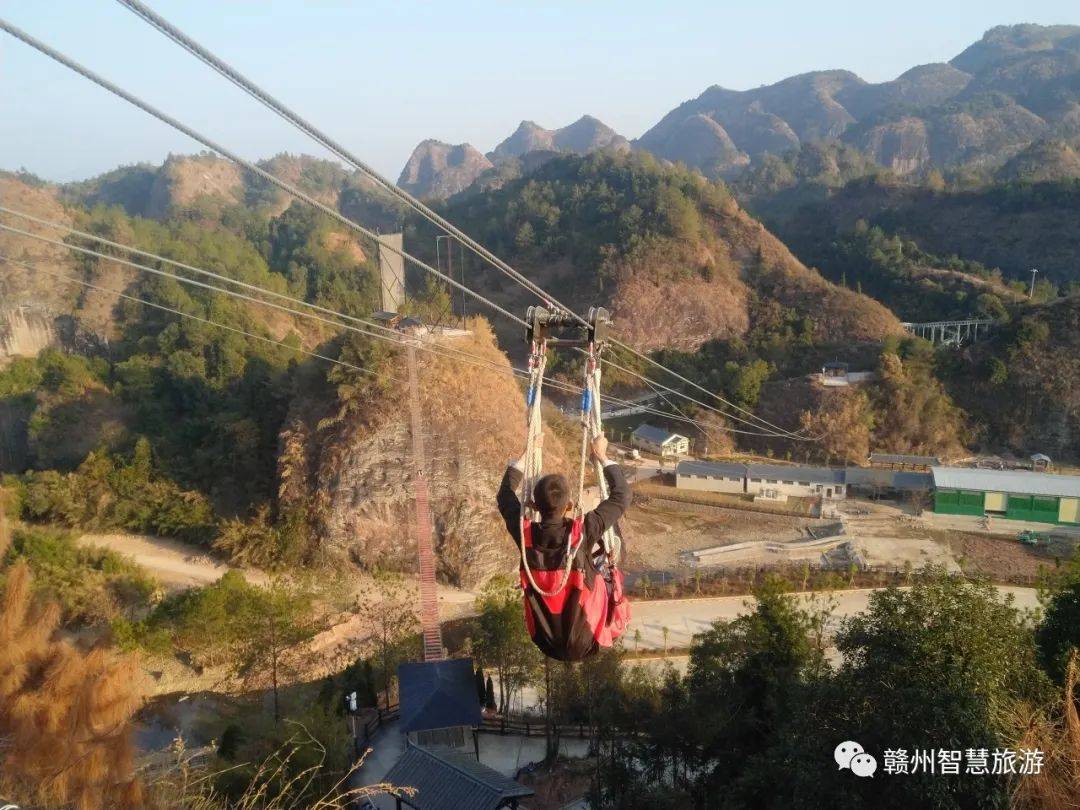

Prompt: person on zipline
xmin=497 ymin=434 xmax=632 ymax=661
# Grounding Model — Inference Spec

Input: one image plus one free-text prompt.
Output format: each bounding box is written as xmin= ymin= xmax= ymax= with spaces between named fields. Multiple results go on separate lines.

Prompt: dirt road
xmin=78 ymin=532 xmax=267 ymax=589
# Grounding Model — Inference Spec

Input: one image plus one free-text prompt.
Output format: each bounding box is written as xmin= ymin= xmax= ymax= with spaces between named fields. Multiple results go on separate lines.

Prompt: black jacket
xmin=496 ymin=461 xmax=631 ymax=561
xmin=497 ymin=460 xmax=632 ymax=660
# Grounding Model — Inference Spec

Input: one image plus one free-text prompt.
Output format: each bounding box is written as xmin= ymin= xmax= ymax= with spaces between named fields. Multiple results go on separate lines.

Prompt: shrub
xmin=4 ymin=524 xmax=158 ymax=626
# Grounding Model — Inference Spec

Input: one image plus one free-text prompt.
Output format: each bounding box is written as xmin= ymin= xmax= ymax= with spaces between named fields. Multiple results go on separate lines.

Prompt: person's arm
xmin=496 ymin=455 xmax=526 ymax=545
xmin=585 ymin=436 xmax=632 ymax=539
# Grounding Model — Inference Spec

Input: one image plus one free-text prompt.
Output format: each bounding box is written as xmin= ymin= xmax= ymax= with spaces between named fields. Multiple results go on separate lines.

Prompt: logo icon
xmin=835 ymin=741 xmax=877 ymax=778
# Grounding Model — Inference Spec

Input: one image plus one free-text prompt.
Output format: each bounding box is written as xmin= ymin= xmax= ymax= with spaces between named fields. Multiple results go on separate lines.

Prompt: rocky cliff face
xmin=0 ymin=307 xmax=56 ymax=367
xmin=0 ymin=177 xmax=80 ymax=314
xmin=638 ymin=113 xmax=749 ymax=177
xmin=278 ymin=321 xmax=572 ymax=588
xmin=397 ymin=140 xmax=495 ymax=200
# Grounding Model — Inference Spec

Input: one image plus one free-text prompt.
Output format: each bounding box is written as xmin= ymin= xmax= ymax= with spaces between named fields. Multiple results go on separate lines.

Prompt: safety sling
xmin=517 ymin=307 xmax=629 ymax=660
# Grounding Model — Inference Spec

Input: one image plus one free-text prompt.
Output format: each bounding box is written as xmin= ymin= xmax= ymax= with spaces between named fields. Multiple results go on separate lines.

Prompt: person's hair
xmin=533 ymin=473 xmax=570 ymax=519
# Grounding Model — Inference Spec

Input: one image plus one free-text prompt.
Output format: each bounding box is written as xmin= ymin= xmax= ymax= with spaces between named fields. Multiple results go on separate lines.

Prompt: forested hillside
xmin=433 ymin=151 xmax=902 ymax=354
xmin=1 ymin=137 xmax=1076 ymax=596
xmin=1 ymin=155 xmax=579 ymax=584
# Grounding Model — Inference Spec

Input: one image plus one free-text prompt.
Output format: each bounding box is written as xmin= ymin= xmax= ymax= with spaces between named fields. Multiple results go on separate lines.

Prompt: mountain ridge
xmin=637 ymin=23 xmax=1079 ymax=178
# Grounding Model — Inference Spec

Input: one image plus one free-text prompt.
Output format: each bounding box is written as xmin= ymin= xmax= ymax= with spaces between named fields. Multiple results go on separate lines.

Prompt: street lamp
xmin=1029 ymin=267 xmax=1039 ymax=299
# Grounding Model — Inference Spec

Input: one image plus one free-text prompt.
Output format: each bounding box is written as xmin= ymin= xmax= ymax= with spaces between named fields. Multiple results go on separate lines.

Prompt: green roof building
xmin=930 ymin=467 xmax=1080 ymax=525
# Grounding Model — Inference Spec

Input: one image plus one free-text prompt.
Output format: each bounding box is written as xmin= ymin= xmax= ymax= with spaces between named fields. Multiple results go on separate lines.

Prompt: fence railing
xmin=357 ymin=704 xmax=400 ymax=749
xmin=479 ymin=715 xmax=591 ymax=739
xmin=352 ymin=701 xmax=595 ymax=747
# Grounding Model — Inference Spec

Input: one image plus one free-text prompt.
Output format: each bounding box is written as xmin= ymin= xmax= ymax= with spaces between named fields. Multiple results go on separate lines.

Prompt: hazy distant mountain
xmin=396 ymin=140 xmax=494 ymax=200
xmin=488 ymin=115 xmax=629 ymax=162
xmin=637 ymin=24 xmax=1080 ymax=178
xmin=399 ymin=115 xmax=628 ymax=199
xmin=61 ymin=152 xmax=405 ymax=230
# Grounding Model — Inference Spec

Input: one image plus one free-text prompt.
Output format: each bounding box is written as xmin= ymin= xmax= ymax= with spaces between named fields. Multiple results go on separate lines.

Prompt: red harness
xmin=519 ymin=517 xmax=629 ymax=660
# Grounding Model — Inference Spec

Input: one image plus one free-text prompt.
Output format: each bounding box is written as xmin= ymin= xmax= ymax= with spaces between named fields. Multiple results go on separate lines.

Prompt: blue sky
xmin=1 ymin=1 xmax=1076 ymax=183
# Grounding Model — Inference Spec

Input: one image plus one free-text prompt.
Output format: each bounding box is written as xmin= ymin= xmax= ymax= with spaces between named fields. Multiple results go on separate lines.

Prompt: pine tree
xmin=0 ymin=508 xmax=144 ymax=809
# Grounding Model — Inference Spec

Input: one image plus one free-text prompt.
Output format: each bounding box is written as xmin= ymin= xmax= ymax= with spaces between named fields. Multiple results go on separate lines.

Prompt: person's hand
xmin=590 ymin=434 xmax=608 ymax=462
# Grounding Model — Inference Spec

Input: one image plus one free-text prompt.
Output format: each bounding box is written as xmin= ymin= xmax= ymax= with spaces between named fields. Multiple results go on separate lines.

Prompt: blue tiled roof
xmin=385 ymin=743 xmax=533 ymax=810
xmin=398 ymin=659 xmax=482 ymax=733
xmin=746 ymin=463 xmax=845 ymax=485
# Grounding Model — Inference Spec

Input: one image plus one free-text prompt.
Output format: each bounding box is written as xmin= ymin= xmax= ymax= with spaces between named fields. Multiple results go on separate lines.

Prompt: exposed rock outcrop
xmin=0 ymin=306 xmax=56 ymax=367
xmin=401 ymin=115 xmax=629 ymax=200
xmin=278 ymin=321 xmax=571 ymax=588
xmin=146 ymin=154 xmax=246 ymax=219
xmin=488 ymin=115 xmax=629 ymax=162
xmin=397 ymin=140 xmax=494 ymax=200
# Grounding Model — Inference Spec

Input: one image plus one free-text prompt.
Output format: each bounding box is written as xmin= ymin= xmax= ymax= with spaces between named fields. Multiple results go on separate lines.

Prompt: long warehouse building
xmin=931 ymin=467 xmax=1080 ymax=526
xmin=674 ymin=460 xmax=1080 ymax=525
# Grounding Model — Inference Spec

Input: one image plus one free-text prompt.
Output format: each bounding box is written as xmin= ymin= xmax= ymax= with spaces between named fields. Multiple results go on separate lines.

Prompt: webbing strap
xmin=519 ymin=340 xmax=576 ymax=597
xmin=577 ymin=344 xmax=621 ymax=563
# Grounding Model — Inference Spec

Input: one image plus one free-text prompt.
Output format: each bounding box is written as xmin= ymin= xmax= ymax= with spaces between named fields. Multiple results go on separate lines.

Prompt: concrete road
xmin=626 ymin=585 xmax=1040 ymax=651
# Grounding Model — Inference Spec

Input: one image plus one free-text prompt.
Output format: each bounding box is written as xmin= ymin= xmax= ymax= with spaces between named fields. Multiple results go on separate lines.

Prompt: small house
xmin=384 ymin=742 xmax=534 ymax=810
xmin=821 ymin=361 xmax=849 ymax=386
xmin=631 ymin=424 xmax=689 ymax=458
xmin=398 ymin=659 xmax=482 ymax=751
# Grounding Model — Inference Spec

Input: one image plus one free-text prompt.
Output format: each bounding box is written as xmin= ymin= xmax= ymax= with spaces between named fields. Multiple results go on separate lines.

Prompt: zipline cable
xmin=0 ymin=205 xmax=800 ymax=438
xmin=0 ymin=204 xmax=415 ymax=341
xmin=114 ymin=0 xmax=567 ymax=317
xmin=0 ymin=254 xmax=409 ymax=385
xmin=0 ymin=16 xmax=525 ymax=331
xmin=108 ymin=0 xmax=818 ymax=441
xmin=2 ymin=15 xmax=808 ymax=440
xmin=0 ymin=226 xmax=773 ymax=436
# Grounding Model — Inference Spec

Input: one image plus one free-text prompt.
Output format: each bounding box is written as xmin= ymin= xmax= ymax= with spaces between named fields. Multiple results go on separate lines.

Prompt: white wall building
xmin=632 ymin=424 xmax=689 ymax=457
xmin=675 ymin=461 xmax=746 ymax=494
xmin=745 ymin=463 xmax=847 ymax=501
xmin=675 ymin=460 xmax=848 ymax=502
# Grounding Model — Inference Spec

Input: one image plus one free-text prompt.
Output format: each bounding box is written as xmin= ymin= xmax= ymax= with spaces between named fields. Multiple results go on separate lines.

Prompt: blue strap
xmin=580 ymin=387 xmax=591 ymax=414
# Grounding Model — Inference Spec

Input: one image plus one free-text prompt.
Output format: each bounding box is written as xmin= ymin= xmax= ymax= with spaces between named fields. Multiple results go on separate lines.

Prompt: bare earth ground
xmin=98 ymin=492 xmax=1063 ymax=707
xmin=79 ymin=532 xmax=268 ymax=589
xmin=623 ymin=501 xmax=816 ymax=570
xmin=935 ymin=530 xmax=1067 ymax=580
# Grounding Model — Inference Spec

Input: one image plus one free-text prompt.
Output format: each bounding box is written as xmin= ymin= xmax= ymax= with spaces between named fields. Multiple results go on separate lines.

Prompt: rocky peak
xmin=488 ymin=121 xmax=556 ymax=161
xmin=396 ymin=140 xmax=494 ymax=200
xmin=488 ymin=115 xmax=628 ymax=162
xmin=951 ymin=24 xmax=1080 ymax=74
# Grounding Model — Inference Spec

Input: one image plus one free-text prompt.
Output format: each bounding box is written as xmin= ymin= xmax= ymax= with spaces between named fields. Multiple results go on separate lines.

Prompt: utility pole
xmin=435 ymin=234 xmax=466 ymax=328
xmin=1029 ymin=267 xmax=1039 ymax=299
